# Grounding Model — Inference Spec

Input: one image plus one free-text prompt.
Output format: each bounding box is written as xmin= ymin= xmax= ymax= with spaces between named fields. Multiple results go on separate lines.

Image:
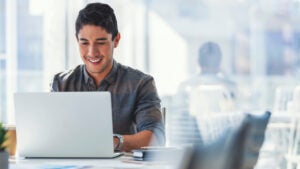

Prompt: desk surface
xmin=9 ymin=155 xmax=171 ymax=169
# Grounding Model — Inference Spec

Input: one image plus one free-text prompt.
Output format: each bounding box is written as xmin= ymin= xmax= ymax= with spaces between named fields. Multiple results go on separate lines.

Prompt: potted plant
xmin=0 ymin=123 xmax=8 ymax=169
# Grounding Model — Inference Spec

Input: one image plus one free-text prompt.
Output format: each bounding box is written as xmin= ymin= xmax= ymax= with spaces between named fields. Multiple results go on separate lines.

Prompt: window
xmin=0 ymin=0 xmax=299 ymax=130
xmin=0 ymin=0 xmax=5 ymax=53
xmin=0 ymin=0 xmax=6 ymax=122
xmin=1 ymin=0 xmax=70 ymax=123
xmin=0 ymin=1 xmax=297 ymax=166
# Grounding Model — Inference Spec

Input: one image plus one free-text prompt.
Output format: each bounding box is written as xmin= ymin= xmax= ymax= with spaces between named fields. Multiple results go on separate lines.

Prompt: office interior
xmin=1 ymin=0 xmax=300 ymax=169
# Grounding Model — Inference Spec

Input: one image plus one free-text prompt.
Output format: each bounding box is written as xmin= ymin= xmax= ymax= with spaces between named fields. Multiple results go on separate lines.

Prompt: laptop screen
xmin=14 ymin=92 xmax=116 ymax=158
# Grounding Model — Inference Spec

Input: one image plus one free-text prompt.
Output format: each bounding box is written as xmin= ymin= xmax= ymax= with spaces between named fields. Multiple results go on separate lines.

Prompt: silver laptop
xmin=14 ymin=92 xmax=121 ymax=158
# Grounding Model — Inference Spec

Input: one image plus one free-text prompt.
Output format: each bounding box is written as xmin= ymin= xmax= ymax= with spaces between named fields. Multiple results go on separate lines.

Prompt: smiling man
xmin=50 ymin=3 xmax=165 ymax=152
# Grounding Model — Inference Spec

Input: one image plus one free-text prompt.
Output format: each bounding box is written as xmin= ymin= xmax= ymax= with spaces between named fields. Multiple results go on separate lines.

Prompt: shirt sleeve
xmin=49 ymin=74 xmax=59 ymax=92
xmin=134 ymin=76 xmax=165 ymax=146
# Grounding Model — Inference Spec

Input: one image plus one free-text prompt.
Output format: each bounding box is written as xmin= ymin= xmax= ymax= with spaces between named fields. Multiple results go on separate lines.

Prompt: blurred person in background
xmin=169 ymin=42 xmax=237 ymax=146
xmin=175 ymin=42 xmax=236 ymax=114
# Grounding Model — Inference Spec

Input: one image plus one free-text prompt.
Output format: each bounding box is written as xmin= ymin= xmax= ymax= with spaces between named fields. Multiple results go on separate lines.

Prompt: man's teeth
xmin=88 ymin=58 xmax=101 ymax=63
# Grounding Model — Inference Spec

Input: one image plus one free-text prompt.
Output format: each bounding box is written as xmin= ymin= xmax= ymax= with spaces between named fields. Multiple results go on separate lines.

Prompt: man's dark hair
xmin=198 ymin=42 xmax=222 ymax=69
xmin=75 ymin=3 xmax=118 ymax=40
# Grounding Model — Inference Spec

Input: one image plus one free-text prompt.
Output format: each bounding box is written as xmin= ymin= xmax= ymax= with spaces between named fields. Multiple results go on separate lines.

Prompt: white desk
xmin=9 ymin=155 xmax=171 ymax=169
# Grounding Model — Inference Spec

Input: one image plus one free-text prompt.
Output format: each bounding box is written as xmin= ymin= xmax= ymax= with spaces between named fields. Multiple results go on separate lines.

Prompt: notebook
xmin=14 ymin=92 xmax=121 ymax=158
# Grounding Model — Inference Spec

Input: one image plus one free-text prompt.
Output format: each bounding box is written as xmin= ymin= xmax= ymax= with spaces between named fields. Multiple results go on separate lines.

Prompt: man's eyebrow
xmin=96 ymin=37 xmax=108 ymax=41
xmin=79 ymin=38 xmax=88 ymax=41
xmin=78 ymin=37 xmax=108 ymax=41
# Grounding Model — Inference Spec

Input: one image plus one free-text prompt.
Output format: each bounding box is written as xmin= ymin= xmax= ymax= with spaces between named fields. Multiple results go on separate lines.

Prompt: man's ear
xmin=113 ymin=33 xmax=121 ymax=48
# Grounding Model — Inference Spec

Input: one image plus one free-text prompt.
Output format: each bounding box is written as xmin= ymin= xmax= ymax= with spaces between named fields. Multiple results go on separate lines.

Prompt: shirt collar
xmin=83 ymin=59 xmax=118 ymax=85
xmin=103 ymin=59 xmax=118 ymax=85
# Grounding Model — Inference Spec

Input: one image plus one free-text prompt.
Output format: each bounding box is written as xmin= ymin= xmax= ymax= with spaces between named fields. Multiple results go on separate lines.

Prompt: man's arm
xmin=50 ymin=74 xmax=60 ymax=92
xmin=114 ymin=130 xmax=156 ymax=152
xmin=114 ymin=76 xmax=165 ymax=152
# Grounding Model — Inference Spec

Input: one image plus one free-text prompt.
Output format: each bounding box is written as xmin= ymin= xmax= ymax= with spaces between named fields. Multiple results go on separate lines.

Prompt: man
xmin=178 ymin=42 xmax=236 ymax=97
xmin=175 ymin=42 xmax=236 ymax=117
xmin=51 ymin=2 xmax=165 ymax=152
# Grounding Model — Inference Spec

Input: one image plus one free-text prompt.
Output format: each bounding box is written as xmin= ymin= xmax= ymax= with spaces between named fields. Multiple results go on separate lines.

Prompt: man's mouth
xmin=87 ymin=57 xmax=102 ymax=63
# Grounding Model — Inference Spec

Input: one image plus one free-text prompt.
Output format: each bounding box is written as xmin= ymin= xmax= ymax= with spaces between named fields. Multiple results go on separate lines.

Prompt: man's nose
xmin=88 ymin=45 xmax=99 ymax=57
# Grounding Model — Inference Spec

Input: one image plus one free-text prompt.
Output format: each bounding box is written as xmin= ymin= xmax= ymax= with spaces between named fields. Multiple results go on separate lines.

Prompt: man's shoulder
xmin=54 ymin=65 xmax=83 ymax=82
xmin=117 ymin=62 xmax=153 ymax=80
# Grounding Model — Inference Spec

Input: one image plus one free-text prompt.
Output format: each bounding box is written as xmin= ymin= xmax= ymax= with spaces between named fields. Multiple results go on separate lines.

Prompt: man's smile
xmin=87 ymin=57 xmax=102 ymax=64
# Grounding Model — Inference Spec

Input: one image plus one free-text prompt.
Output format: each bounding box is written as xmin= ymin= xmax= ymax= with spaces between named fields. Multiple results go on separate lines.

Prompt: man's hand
xmin=113 ymin=137 xmax=120 ymax=150
xmin=122 ymin=130 xmax=155 ymax=152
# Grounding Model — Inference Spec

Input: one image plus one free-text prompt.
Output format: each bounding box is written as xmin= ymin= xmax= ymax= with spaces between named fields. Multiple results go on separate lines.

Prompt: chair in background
xmin=189 ymin=84 xmax=235 ymax=116
xmin=258 ymin=85 xmax=296 ymax=169
xmin=167 ymin=110 xmax=203 ymax=146
xmin=185 ymin=111 xmax=271 ymax=169
xmin=286 ymin=115 xmax=300 ymax=169
xmin=286 ymin=86 xmax=300 ymax=169
xmin=273 ymin=85 xmax=296 ymax=114
xmin=291 ymin=86 xmax=300 ymax=113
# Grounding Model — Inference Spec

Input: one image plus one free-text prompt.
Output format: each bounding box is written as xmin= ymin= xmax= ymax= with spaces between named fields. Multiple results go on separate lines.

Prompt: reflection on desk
xmin=9 ymin=155 xmax=170 ymax=169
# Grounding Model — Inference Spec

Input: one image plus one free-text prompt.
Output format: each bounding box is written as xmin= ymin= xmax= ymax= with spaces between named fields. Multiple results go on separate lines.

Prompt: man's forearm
xmin=114 ymin=130 xmax=155 ymax=152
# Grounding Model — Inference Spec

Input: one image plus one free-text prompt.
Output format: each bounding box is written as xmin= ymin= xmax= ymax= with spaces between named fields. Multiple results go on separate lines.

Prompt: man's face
xmin=77 ymin=25 xmax=120 ymax=79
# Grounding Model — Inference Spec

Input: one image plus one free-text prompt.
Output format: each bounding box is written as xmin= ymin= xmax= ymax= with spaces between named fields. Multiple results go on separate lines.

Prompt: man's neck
xmin=87 ymin=65 xmax=113 ymax=87
xmin=200 ymin=67 xmax=220 ymax=74
xmin=91 ymin=73 xmax=106 ymax=87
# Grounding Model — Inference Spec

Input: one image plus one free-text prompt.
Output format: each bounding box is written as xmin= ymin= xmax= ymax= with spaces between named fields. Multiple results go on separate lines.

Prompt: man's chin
xmin=86 ymin=68 xmax=104 ymax=75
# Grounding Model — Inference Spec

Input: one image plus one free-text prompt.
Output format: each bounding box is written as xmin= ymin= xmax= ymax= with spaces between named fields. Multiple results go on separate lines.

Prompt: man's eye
xmin=97 ymin=42 xmax=105 ymax=45
xmin=81 ymin=42 xmax=89 ymax=45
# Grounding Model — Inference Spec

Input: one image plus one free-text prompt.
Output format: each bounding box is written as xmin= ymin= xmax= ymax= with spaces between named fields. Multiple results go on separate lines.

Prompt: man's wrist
xmin=113 ymin=134 xmax=124 ymax=151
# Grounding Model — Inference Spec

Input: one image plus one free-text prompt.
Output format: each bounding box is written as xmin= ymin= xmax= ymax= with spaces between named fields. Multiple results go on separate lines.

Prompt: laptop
xmin=14 ymin=92 xmax=121 ymax=158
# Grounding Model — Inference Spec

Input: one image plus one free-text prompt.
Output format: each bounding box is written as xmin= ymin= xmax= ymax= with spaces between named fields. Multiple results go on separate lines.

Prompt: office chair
xmin=286 ymin=86 xmax=300 ymax=169
xmin=273 ymin=85 xmax=296 ymax=113
xmin=189 ymin=84 xmax=234 ymax=116
xmin=186 ymin=111 xmax=271 ymax=169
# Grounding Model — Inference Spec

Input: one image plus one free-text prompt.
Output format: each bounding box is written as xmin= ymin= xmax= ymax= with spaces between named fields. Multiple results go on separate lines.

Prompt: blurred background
xmin=1 ymin=0 xmax=300 ymax=168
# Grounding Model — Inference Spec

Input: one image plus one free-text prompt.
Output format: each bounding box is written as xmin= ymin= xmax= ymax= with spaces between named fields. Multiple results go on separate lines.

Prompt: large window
xmin=265 ymin=31 xmax=300 ymax=75
xmin=1 ymin=0 xmax=299 ymax=167
xmin=0 ymin=0 xmax=5 ymax=53
xmin=0 ymin=0 xmax=6 ymax=122
xmin=0 ymin=0 xmax=70 ymax=123
xmin=17 ymin=0 xmax=44 ymax=93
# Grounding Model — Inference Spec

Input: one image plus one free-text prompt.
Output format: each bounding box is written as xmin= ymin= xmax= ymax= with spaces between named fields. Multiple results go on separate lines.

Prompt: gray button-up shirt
xmin=50 ymin=60 xmax=165 ymax=145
